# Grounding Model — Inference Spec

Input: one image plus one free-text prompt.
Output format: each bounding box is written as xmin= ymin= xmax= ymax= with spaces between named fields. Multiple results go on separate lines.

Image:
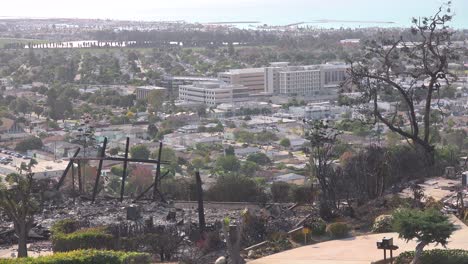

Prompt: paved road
xmin=250 ymin=216 xmax=468 ymax=264
xmin=250 ymin=177 xmax=468 ymax=264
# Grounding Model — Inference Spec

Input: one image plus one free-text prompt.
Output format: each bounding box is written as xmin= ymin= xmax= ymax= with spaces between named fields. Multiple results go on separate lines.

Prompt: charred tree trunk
xmin=15 ymin=221 xmax=28 ymax=258
xmin=153 ymin=142 xmax=163 ymax=201
xmin=195 ymin=171 xmax=206 ymax=235
xmin=223 ymin=223 xmax=245 ymax=264
xmin=411 ymin=241 xmax=428 ymax=264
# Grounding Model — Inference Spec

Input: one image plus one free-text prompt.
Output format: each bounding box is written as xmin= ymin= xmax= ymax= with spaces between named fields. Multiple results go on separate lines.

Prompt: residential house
xmin=234 ymin=147 xmax=261 ymax=158
xmin=272 ymin=173 xmax=306 ymax=185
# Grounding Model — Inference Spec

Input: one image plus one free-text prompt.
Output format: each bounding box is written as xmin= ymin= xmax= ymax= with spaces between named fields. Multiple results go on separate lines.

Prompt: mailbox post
xmin=377 ymin=237 xmax=398 ymax=264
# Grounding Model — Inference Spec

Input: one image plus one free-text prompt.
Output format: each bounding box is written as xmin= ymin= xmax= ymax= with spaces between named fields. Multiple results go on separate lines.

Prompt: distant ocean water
xmin=1 ymin=0 xmax=467 ymax=29
xmin=109 ymin=1 xmax=468 ymax=30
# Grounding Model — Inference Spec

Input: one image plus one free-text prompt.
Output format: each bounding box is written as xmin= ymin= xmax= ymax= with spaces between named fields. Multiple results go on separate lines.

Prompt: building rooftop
xmin=269 ymin=62 xmax=290 ymax=67
xmin=273 ymin=173 xmax=306 ymax=182
xmin=167 ymin=76 xmax=218 ymax=82
xmin=222 ymin=68 xmax=265 ymax=75
xmin=136 ymin=86 xmax=167 ymax=91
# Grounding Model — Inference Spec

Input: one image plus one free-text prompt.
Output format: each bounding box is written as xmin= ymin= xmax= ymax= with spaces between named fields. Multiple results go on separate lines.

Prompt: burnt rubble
xmin=0 ymin=196 xmax=312 ymax=251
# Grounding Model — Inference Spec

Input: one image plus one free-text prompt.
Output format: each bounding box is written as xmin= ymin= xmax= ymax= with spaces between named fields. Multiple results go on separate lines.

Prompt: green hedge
xmin=50 ymin=219 xmax=81 ymax=235
xmin=395 ymin=249 xmax=468 ymax=264
xmin=51 ymin=221 xmax=116 ymax=252
xmin=0 ymin=250 xmax=151 ymax=264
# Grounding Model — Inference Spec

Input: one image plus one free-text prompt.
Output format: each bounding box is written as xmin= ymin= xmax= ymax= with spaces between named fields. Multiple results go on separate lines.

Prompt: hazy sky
xmin=1 ymin=0 xmax=467 ymax=28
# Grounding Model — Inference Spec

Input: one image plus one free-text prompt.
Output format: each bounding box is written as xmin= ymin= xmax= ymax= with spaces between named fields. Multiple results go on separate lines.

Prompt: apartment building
xmin=265 ymin=62 xmax=348 ymax=96
xmin=218 ymin=68 xmax=265 ymax=95
xmin=135 ymin=86 xmax=167 ymax=100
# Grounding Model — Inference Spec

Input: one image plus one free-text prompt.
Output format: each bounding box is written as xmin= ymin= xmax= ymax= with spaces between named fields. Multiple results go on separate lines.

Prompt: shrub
xmin=215 ymin=155 xmax=241 ymax=172
xmin=267 ymin=232 xmax=293 ymax=253
xmin=15 ymin=137 xmax=43 ymax=152
xmin=303 ymin=217 xmax=327 ymax=236
xmin=206 ymin=174 xmax=264 ymax=202
xmin=326 ymin=222 xmax=350 ymax=238
xmin=395 ymin=249 xmax=468 ymax=264
xmin=424 ymin=197 xmax=444 ymax=210
xmin=52 ymin=226 xmax=115 ymax=252
xmin=291 ymin=185 xmax=314 ymax=204
xmin=161 ymin=178 xmax=197 ymax=200
xmin=50 ymin=219 xmax=81 ymax=235
xmin=372 ymin=215 xmax=394 ymax=233
xmin=271 ymin=182 xmax=291 ymax=202
xmin=279 ymin=138 xmax=291 ymax=148
xmin=290 ymin=229 xmax=313 ymax=245
xmin=246 ymin=153 xmax=271 ymax=165
xmin=0 ymin=249 xmax=150 ymax=264
xmin=130 ymin=145 xmax=150 ymax=160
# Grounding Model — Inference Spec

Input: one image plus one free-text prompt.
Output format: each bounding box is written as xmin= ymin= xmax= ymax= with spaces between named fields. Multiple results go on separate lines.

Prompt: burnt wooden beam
xmin=155 ymin=188 xmax=167 ymax=204
xmin=135 ymin=183 xmax=155 ymax=202
xmin=153 ymin=142 xmax=163 ymax=201
xmin=92 ymin=137 xmax=107 ymax=203
xmin=120 ymin=137 xmax=130 ymax=202
xmin=56 ymin=148 xmax=81 ymax=190
xmin=77 ymin=160 xmax=82 ymax=193
xmin=133 ymin=171 xmax=170 ymax=202
xmin=195 ymin=171 xmax=206 ymax=235
xmin=71 ymin=161 xmax=75 ymax=194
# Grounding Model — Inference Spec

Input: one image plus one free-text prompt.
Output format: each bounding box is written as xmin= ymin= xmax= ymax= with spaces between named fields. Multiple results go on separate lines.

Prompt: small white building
xmin=234 ymin=147 xmax=261 ymax=157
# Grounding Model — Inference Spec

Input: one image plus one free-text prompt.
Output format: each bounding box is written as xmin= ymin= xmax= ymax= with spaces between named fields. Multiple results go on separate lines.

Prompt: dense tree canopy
xmin=206 ymin=174 xmax=264 ymax=202
xmin=215 ymin=155 xmax=241 ymax=173
xmin=347 ymin=3 xmax=455 ymax=165
xmin=246 ymin=153 xmax=271 ymax=166
xmin=393 ymin=208 xmax=455 ymax=264
xmin=15 ymin=137 xmax=43 ymax=152
xmin=130 ymin=145 xmax=151 ymax=160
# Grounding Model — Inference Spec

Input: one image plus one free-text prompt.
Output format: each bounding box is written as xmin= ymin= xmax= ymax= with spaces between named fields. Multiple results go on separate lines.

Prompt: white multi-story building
xmin=279 ymin=69 xmax=322 ymax=95
xmin=265 ymin=62 xmax=348 ymax=96
xmin=136 ymin=86 xmax=167 ymax=100
xmin=218 ymin=68 xmax=265 ymax=95
xmin=265 ymin=62 xmax=289 ymax=94
xmin=179 ymin=81 xmax=251 ymax=106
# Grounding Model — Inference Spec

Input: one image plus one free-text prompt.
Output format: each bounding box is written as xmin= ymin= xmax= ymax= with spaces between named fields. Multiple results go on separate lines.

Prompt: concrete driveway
xmin=249 ymin=215 xmax=468 ymax=264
